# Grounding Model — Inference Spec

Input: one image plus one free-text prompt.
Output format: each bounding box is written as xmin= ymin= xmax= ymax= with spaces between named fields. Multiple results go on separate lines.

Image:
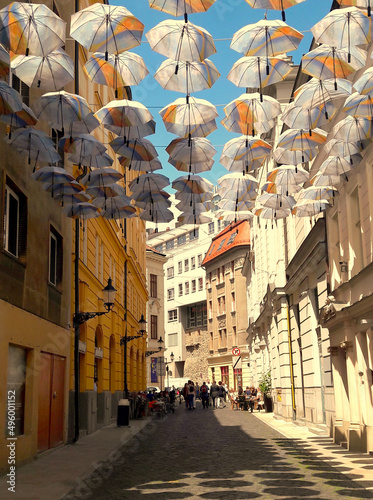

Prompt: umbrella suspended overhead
xmin=298 ymin=185 xmax=338 ymax=202
xmin=231 ymin=19 xmax=303 ymax=58
xmin=267 ymin=165 xmax=309 ymax=192
xmin=55 ymin=112 xmax=99 ymax=136
xmin=70 ymin=4 xmax=144 ymax=59
xmin=311 ymin=7 xmax=371 ymax=55
xmin=118 ymin=156 xmax=162 ymax=172
xmin=262 ymin=181 xmax=302 ymax=196
xmin=343 ymin=92 xmax=373 ymax=118
xmin=145 ymin=19 xmax=216 ymax=62
xmin=0 ymin=81 xmax=23 ymax=115
xmin=177 ymin=213 xmax=212 ymax=224
xmin=6 ymin=128 xmax=60 ymax=164
xmin=129 ymin=172 xmax=170 ymax=194
xmin=218 ymin=198 xmax=255 ymax=212
xmin=110 ymin=137 xmax=158 ymax=161
xmin=139 ymin=207 xmax=174 ymax=223
xmin=11 ymin=48 xmax=74 ymax=91
xmin=68 ymin=152 xmax=114 ymax=169
xmin=276 ymin=128 xmax=327 ymax=160
xmin=87 ymin=183 xmax=126 ymax=200
xmin=169 ymin=157 xmax=214 ymax=173
xmin=39 ymin=180 xmax=84 ymax=197
xmin=172 ymin=174 xmax=214 ymax=194
xmin=94 ymin=99 xmax=153 ymax=128
xmin=160 ymin=96 xmax=218 ymax=126
xmin=244 ymin=0 xmax=307 ymax=21
xmin=31 ymin=166 xmax=75 ymax=184
xmin=92 ymin=194 xmax=133 ymax=209
xmin=84 ymin=52 xmax=148 ymax=97
xmin=133 ymin=189 xmax=171 ymax=206
xmin=148 ymin=0 xmax=216 ymax=18
xmin=101 ymin=206 xmax=137 ymax=220
xmin=166 ymin=119 xmax=217 ymax=138
xmin=33 ymin=91 xmax=92 ymax=133
xmin=81 ymin=168 xmax=123 ymax=187
xmin=227 ymin=56 xmax=292 ymax=89
xmin=281 ymin=101 xmax=336 ymax=132
xmin=273 ymin=146 xmax=316 ymax=165
xmin=59 ymin=134 xmax=106 ymax=157
xmin=292 ymin=199 xmax=330 ymax=217
xmin=0 ymin=102 xmax=37 ymax=129
xmin=318 ymin=156 xmax=354 ymax=177
xmin=167 ymin=137 xmax=216 ymax=164
xmin=332 ymin=115 xmax=372 ymax=143
xmin=224 ymin=92 xmax=281 ymax=125
xmin=294 ymin=78 xmax=353 ymax=109
xmin=254 ymin=206 xmax=290 ymax=219
xmin=176 ymin=198 xmax=212 ymax=212
xmin=257 ymin=191 xmax=296 ymax=210
xmin=221 ymin=115 xmax=276 ymax=136
xmin=310 ymin=172 xmax=342 ymax=187
xmin=218 ymin=172 xmax=259 ymax=200
xmin=221 ymin=135 xmax=272 ymax=162
xmin=323 ymin=138 xmax=363 ymax=157
xmin=105 ymin=120 xmax=156 ymax=140
xmin=53 ymin=192 xmax=91 ymax=205
xmin=154 ymin=59 xmax=220 ymax=93
xmin=301 ymin=45 xmax=367 ymax=84
xmin=353 ymin=67 xmax=373 ymax=95
xmin=0 ymin=2 xmax=66 ymax=56
xmin=220 ymin=154 xmax=264 ymax=174
xmin=0 ymin=44 xmax=10 ymax=80
xmin=63 ymin=202 xmax=100 ymax=219
xmin=175 ymin=190 xmax=212 ymax=205
xmin=336 ymin=0 xmax=372 ymax=17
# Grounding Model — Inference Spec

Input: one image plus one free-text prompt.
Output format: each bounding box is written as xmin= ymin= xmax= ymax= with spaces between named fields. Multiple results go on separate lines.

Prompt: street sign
xmin=232 ymin=347 xmax=241 ymax=356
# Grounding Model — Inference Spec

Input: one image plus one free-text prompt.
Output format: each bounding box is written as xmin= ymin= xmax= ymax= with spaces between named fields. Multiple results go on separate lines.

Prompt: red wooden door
xmin=37 ymin=353 xmax=65 ymax=452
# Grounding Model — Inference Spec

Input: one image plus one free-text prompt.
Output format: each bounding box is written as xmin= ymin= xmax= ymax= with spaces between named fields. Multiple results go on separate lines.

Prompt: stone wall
xmin=184 ymin=328 xmax=210 ymax=384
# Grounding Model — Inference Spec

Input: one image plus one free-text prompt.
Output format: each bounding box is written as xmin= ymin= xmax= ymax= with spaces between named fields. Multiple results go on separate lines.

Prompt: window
xmin=178 ymin=283 xmax=183 ymax=296
xmin=168 ymin=333 xmax=178 ymax=347
xmin=167 ymin=288 xmax=174 ymax=300
xmin=166 ymin=239 xmax=174 ymax=250
xmin=231 ymin=260 xmax=235 ymax=275
xmin=233 ymin=326 xmax=237 ymax=345
xmin=208 ymin=244 xmax=215 ymax=256
xmin=227 ymin=231 xmax=238 ymax=245
xmin=209 ymin=300 xmax=212 ymax=319
xmin=155 ymin=244 xmax=163 ymax=253
xmin=11 ymin=74 xmax=29 ymax=106
xmin=198 ymin=277 xmax=203 ymax=291
xmin=49 ymin=226 xmax=63 ymax=287
xmin=4 ymin=180 xmax=27 ymax=260
xmin=177 ymin=234 xmax=186 ymax=246
xmin=150 ymin=274 xmax=157 ymax=298
xmin=7 ymin=345 xmax=27 ymax=436
xmin=217 ymin=220 xmax=222 ymax=232
xmin=349 ymin=187 xmax=364 ymax=275
xmin=189 ymin=229 xmax=199 ymax=240
xmin=150 ymin=315 xmax=158 ymax=339
xmin=217 ymin=238 xmax=226 ymax=251
xmin=187 ymin=302 xmax=207 ymax=328
xmin=191 ymin=279 xmax=196 ymax=292
xmin=167 ymin=266 xmax=174 ymax=279
xmin=185 ymin=281 xmax=190 ymax=294
xmin=184 ymin=259 xmax=189 ymax=272
xmin=191 ymin=256 xmax=196 ymax=270
xmin=168 ymin=309 xmax=177 ymax=322
xmin=231 ymin=292 xmax=236 ymax=312
xmin=208 ymin=222 xmax=215 ymax=234
xmin=198 ymin=254 xmax=202 ymax=267
xmin=178 ymin=261 xmax=182 ymax=274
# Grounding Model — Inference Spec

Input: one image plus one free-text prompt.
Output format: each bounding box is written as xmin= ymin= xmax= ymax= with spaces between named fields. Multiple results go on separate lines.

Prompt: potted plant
xmin=259 ymin=371 xmax=273 ymax=412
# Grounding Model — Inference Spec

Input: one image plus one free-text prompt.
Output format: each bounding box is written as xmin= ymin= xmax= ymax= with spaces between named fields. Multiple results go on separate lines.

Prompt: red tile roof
xmin=202 ymin=220 xmax=250 ymax=266
xmin=146 ymin=244 xmax=165 ymax=256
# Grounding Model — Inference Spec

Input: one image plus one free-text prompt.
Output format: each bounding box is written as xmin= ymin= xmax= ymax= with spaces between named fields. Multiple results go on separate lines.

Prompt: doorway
xmin=37 ymin=353 xmax=65 ymax=452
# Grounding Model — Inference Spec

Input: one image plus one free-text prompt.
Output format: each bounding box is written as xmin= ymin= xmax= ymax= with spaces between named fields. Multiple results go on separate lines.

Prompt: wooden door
xmin=37 ymin=353 xmax=52 ymax=452
xmin=50 ymin=356 xmax=65 ymax=448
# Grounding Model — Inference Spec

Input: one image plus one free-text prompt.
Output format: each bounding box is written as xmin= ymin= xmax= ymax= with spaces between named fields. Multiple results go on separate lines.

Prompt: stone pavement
xmin=2 ymin=402 xmax=373 ymax=499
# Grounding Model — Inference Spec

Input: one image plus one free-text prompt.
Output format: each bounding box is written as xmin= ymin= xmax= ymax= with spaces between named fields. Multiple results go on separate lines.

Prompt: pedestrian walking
xmin=210 ymin=381 xmax=219 ymax=410
xmin=187 ymin=380 xmax=195 ymax=410
xmin=200 ymin=381 xmax=209 ymax=409
xmin=217 ymin=381 xmax=226 ymax=408
xmin=195 ymin=382 xmax=200 ymax=400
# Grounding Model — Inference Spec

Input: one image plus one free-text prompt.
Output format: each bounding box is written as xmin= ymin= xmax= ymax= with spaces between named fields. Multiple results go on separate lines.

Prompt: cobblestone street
xmin=67 ymin=402 xmax=373 ymax=500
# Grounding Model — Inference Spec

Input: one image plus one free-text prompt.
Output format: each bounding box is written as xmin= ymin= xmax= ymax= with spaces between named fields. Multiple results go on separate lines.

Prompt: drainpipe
xmin=286 ymin=295 xmax=296 ymax=420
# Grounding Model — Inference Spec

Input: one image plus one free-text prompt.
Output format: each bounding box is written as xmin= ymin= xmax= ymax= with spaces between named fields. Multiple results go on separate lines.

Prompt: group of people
xmin=182 ymin=380 xmax=229 ymax=410
xmin=231 ymin=386 xmax=263 ymax=412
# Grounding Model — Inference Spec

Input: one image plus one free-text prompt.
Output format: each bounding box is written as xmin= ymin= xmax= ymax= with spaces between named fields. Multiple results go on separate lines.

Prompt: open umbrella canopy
xmin=177 ymin=212 xmax=212 ymax=224
xmin=231 ymin=19 xmax=303 ymax=57
xmin=336 ymin=0 xmax=372 ymax=17
xmin=70 ymin=4 xmax=144 ymax=56
xmin=145 ymin=19 xmax=216 ymax=61
xmin=59 ymin=134 xmax=106 ymax=157
xmin=221 ymin=115 xmax=276 ymax=136
xmin=68 ymin=152 xmax=113 ymax=169
xmin=176 ymin=199 xmax=212 ymax=212
xmin=55 ymin=112 xmax=99 ymax=136
xmin=94 ymin=99 xmax=153 ymax=128
xmin=311 ymin=7 xmax=371 ymax=51
xmin=227 ymin=56 xmax=292 ymax=89
xmin=175 ymin=190 xmax=212 ymax=204
xmin=11 ymin=48 xmax=74 ymax=91
xmin=6 ymin=128 xmax=60 ymax=164
xmin=31 ymin=166 xmax=75 ymax=185
xmin=0 ymin=2 xmax=66 ymax=56
xmin=332 ymin=115 xmax=372 ymax=143
xmin=92 ymin=194 xmax=133 ymax=209
xmin=154 ymin=59 xmax=220 ymax=93
xmin=224 ymin=92 xmax=281 ymax=125
xmin=167 ymin=137 xmax=216 ymax=163
xmin=110 ymin=137 xmax=158 ymax=161
xmin=343 ymin=92 xmax=373 ymax=118
xmin=273 ymin=146 xmax=316 ymax=165
xmin=0 ymin=80 xmax=23 ymax=115
xmin=33 ymin=90 xmax=92 ymax=132
xmin=87 ymin=183 xmax=126 ymax=200
xmin=318 ymin=156 xmax=354 ymax=176
xmin=148 ymin=0 xmax=217 ymax=17
xmin=172 ymin=174 xmax=214 ymax=194
xmin=139 ymin=207 xmax=174 ymax=223
xmin=244 ymin=0 xmax=307 ymax=21
xmin=294 ymin=77 xmax=353 ymax=109
xmin=310 ymin=172 xmax=342 ymax=187
xmin=53 ymin=192 xmax=91 ymax=205
xmin=261 ymin=181 xmax=302 ymax=196
xmin=129 ymin=172 xmax=170 ymax=193
xmin=218 ymin=172 xmax=259 ymax=199
xmin=253 ymin=206 xmax=291 ymax=219
xmin=220 ymin=154 xmax=264 ymax=174
xmin=281 ymin=100 xmax=336 ymax=132
xmin=298 ymin=185 xmax=338 ymax=202
xmin=301 ymin=45 xmax=367 ymax=81
xmin=353 ymin=67 xmax=373 ymax=95
xmin=84 ymin=51 xmax=148 ymax=92
xmin=323 ymin=138 xmax=363 ymax=157
xmin=221 ymin=135 xmax=272 ymax=161
xmin=80 ymin=168 xmax=123 ymax=187
xmin=41 ymin=180 xmax=85 ymax=197
xmin=267 ymin=165 xmax=309 ymax=189
xmin=0 ymin=102 xmax=37 ymax=129
xmin=133 ymin=190 xmax=172 ymax=208
xmin=257 ymin=191 xmax=296 ymax=210
xmin=63 ymin=202 xmax=100 ymax=219
xmin=103 ymin=120 xmax=156 ymax=140
xmin=118 ymin=156 xmax=162 ymax=172
xmin=276 ymin=128 xmax=327 ymax=154
xmin=218 ymin=198 xmax=255 ymax=211
xmin=160 ymin=96 xmax=218 ymax=126
xmin=292 ymin=199 xmax=330 ymax=216
xmin=101 ymin=206 xmax=137 ymax=219
xmin=165 ymin=119 xmax=217 ymax=138
xmin=0 ymin=44 xmax=10 ymax=80
xmin=169 ymin=157 xmax=214 ymax=173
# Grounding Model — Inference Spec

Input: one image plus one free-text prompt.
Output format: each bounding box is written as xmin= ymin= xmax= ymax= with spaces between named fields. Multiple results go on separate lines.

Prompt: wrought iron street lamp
xmin=73 ymin=277 xmax=117 ymax=326
xmin=120 ymin=314 xmax=147 ymax=398
xmin=145 ymin=336 xmax=164 ymax=357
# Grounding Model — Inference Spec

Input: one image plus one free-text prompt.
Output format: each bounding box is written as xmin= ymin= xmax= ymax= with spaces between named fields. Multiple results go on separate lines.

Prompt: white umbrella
xmin=292 ymin=199 xmax=330 ymax=217
xmin=332 ymin=116 xmax=372 ymax=144
xmin=94 ymin=99 xmax=153 ymax=128
xmin=227 ymin=56 xmax=292 ymax=90
xmin=257 ymin=192 xmax=296 ymax=210
xmin=6 ymin=128 xmax=60 ymax=164
xmin=167 ymin=137 xmax=216 ymax=164
xmin=318 ymin=156 xmax=355 ymax=177
xmin=154 ymin=59 xmax=220 ymax=93
xmin=177 ymin=213 xmax=212 ymax=224
xmin=160 ymin=96 xmax=218 ymax=126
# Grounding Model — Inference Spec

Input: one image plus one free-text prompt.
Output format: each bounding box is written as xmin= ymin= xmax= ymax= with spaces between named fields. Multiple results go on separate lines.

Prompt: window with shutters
xmin=49 ymin=226 xmax=63 ymax=287
xmin=11 ymin=74 xmax=29 ymax=106
xmin=3 ymin=178 xmax=27 ymax=262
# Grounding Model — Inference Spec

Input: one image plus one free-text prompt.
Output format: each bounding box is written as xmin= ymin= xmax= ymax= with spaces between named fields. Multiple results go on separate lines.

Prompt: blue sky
xmin=119 ymin=0 xmax=332 ymax=191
